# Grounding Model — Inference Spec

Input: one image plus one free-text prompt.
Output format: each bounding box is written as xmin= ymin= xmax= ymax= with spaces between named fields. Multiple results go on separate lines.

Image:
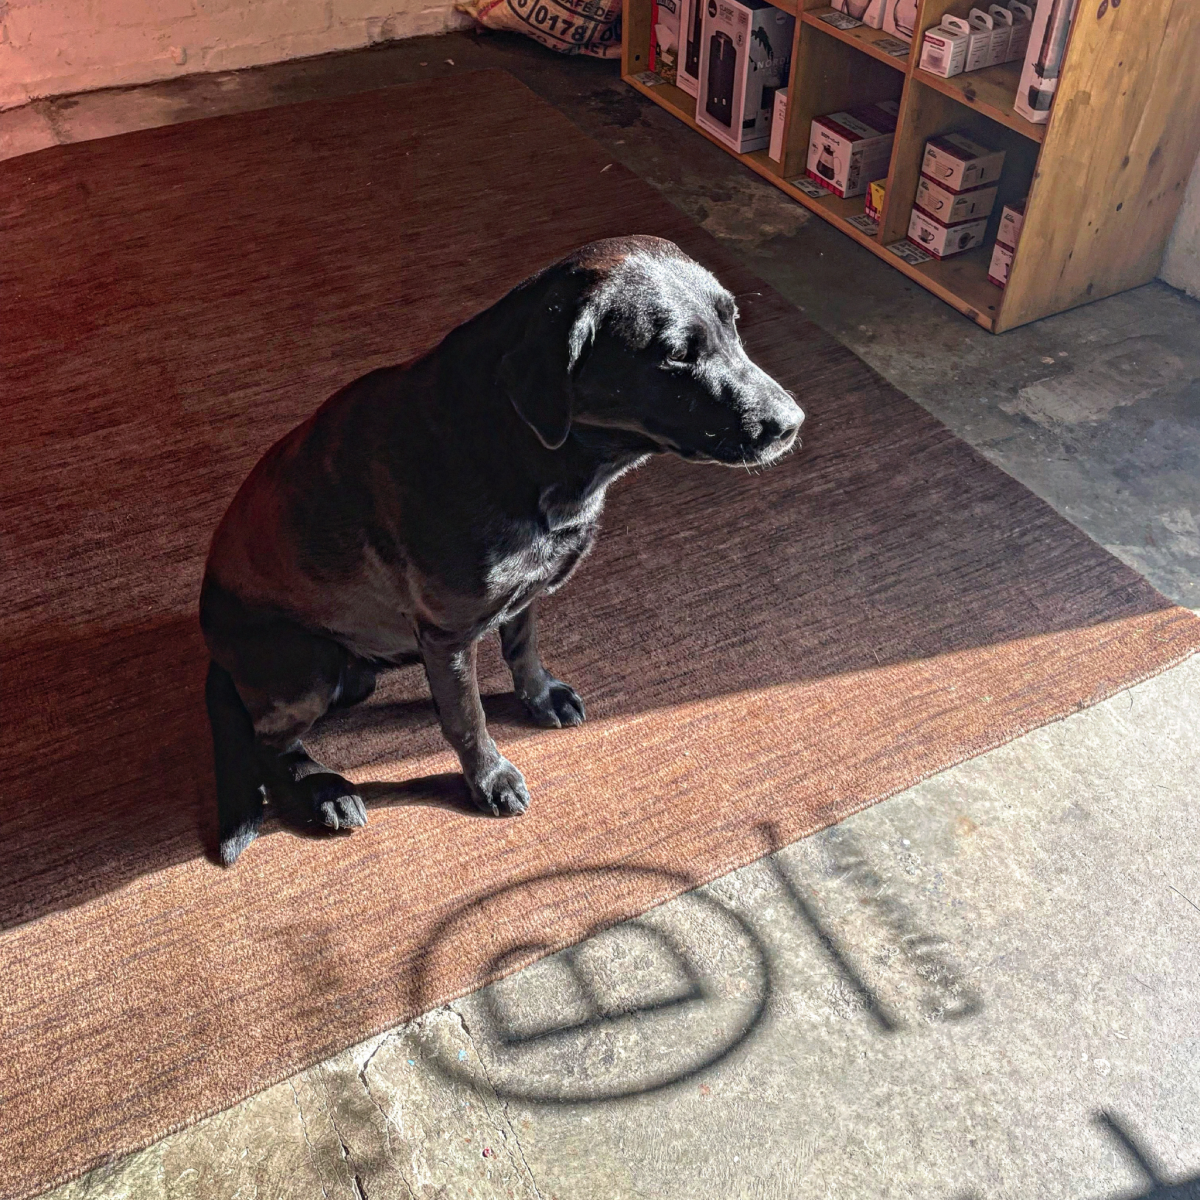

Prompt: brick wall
xmin=0 ymin=0 xmax=471 ymax=109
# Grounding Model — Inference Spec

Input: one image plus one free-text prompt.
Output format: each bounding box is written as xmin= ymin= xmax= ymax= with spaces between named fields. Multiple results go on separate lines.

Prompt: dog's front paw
xmin=467 ymin=758 xmax=531 ymax=817
xmin=521 ymin=678 xmax=586 ymax=729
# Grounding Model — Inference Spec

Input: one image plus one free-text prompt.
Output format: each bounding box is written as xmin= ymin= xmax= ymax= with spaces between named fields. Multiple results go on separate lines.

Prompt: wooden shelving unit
xmin=623 ymin=0 xmax=1200 ymax=332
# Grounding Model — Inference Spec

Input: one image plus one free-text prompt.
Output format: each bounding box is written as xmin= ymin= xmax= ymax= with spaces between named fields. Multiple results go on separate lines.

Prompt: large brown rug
xmin=1 ymin=69 xmax=1197 ymax=1199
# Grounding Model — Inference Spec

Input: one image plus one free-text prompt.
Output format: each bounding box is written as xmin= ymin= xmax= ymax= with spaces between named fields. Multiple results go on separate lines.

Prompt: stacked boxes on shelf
xmin=907 ymin=132 xmax=1005 ymax=258
xmin=988 ymin=198 xmax=1026 ymax=286
xmin=918 ymin=0 xmax=1078 ymax=126
xmin=919 ymin=1 xmax=1032 ymax=77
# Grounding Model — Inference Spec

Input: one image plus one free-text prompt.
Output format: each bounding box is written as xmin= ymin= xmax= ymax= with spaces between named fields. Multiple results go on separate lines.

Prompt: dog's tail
xmin=204 ymin=659 xmax=266 ymax=866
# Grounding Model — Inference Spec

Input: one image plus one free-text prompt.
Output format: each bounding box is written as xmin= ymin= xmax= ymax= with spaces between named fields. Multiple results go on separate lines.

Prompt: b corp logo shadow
xmin=411 ymin=824 xmax=981 ymax=1104
xmin=413 ymin=865 xmax=771 ymax=1104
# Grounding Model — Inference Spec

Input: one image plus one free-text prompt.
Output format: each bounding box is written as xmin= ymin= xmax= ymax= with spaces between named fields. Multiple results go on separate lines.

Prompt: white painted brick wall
xmin=0 ymin=0 xmax=471 ymax=109
xmin=1162 ymin=152 xmax=1200 ymax=301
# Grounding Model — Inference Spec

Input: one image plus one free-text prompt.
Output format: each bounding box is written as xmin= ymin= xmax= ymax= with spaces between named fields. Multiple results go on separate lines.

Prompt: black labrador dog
xmin=201 ymin=236 xmax=803 ymax=864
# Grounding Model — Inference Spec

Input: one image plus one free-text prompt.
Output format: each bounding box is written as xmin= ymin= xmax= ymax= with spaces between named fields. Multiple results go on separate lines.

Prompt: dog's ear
xmin=498 ymin=274 xmax=596 ymax=451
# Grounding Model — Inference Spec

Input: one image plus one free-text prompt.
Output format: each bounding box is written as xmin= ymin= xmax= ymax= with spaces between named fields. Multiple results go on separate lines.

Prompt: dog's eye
xmin=715 ymin=298 xmax=737 ymax=326
xmin=666 ymin=333 xmax=703 ymax=369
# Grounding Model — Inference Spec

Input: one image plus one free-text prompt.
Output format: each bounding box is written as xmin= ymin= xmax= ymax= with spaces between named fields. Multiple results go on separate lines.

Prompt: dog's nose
xmin=754 ymin=406 xmax=804 ymax=452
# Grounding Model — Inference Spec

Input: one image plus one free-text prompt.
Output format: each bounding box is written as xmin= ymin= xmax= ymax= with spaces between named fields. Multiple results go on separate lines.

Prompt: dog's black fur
xmin=201 ymin=236 xmax=803 ymax=864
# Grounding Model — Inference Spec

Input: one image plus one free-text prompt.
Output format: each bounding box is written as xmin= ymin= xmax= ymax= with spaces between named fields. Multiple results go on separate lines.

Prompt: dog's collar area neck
xmin=536 ymin=446 xmax=652 ymax=535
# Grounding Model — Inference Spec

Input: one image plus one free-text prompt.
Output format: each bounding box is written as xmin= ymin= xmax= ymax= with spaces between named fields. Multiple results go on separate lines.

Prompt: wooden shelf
xmin=913 ymin=62 xmax=1045 ymax=144
xmin=901 ymin=244 xmax=1005 ymax=323
xmin=625 ymin=73 xmax=999 ymax=331
xmin=626 ymin=79 xmax=790 ymax=182
xmin=624 ymin=0 xmax=1200 ymax=332
xmin=801 ymin=8 xmax=911 ymax=72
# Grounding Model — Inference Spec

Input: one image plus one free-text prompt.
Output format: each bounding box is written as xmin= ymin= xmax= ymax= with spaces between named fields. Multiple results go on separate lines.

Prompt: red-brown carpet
xmin=1 ymin=69 xmax=1196 ymax=1199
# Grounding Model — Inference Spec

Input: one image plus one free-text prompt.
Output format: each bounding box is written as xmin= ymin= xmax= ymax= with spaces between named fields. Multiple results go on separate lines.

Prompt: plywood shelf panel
xmin=913 ymin=62 xmax=1045 ymax=144
xmin=801 ymin=8 xmax=911 ymax=72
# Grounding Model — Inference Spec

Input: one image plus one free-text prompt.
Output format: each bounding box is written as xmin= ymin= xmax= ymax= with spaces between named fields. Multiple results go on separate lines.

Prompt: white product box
xmin=651 ymin=0 xmax=682 ymax=84
xmin=915 ymin=175 xmax=998 ymax=223
xmin=696 ymin=0 xmax=795 ymax=153
xmin=1007 ymin=1 xmax=1032 ymax=62
xmin=997 ymin=197 xmax=1026 ymax=247
xmin=678 ymin=0 xmax=702 ymax=96
xmin=768 ymin=86 xmax=789 ymax=161
xmin=988 ymin=240 xmax=1015 ymax=286
xmin=831 ymin=0 xmax=885 ymax=29
xmin=806 ymin=100 xmax=900 ymax=199
xmin=921 ymin=131 xmax=1005 ymax=192
xmin=908 ymin=207 xmax=989 ymax=258
xmin=882 ymin=0 xmax=918 ymax=42
xmin=965 ymin=8 xmax=994 ymax=71
xmin=1015 ymin=0 xmax=1080 ymax=124
xmin=919 ymin=15 xmax=970 ymax=77
xmin=987 ymin=4 xmax=1013 ymax=63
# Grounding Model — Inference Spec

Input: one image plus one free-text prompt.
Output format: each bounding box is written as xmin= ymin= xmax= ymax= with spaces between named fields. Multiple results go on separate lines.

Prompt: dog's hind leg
xmin=236 ymin=644 xmax=368 ymax=836
xmin=202 ymin=579 xmax=367 ymax=852
xmin=205 ymin=659 xmax=267 ymax=866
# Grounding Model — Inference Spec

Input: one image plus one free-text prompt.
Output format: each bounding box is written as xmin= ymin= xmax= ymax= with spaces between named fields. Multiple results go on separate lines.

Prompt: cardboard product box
xmin=921 ymin=131 xmax=1005 ymax=192
xmin=965 ymin=8 xmax=994 ymax=71
xmin=651 ymin=0 xmax=682 ymax=84
xmin=805 ymin=100 xmax=900 ymax=199
xmin=1007 ymin=1 xmax=1033 ymax=62
xmin=915 ymin=175 xmax=997 ymax=223
xmin=919 ymin=16 xmax=970 ymax=77
xmin=908 ymin=207 xmax=989 ymax=258
xmin=831 ymin=0 xmax=885 ymax=29
xmin=1014 ymin=0 xmax=1080 ymax=123
xmin=768 ymin=87 xmax=789 ymax=161
xmin=865 ymin=178 xmax=887 ymax=222
xmin=987 ymin=4 xmax=1013 ymax=63
xmin=988 ymin=239 xmax=1015 ymax=286
xmin=695 ymin=0 xmax=795 ymax=154
xmin=882 ymin=0 xmax=918 ymax=42
xmin=678 ymin=0 xmax=703 ymax=96
xmin=997 ymin=197 xmax=1026 ymax=247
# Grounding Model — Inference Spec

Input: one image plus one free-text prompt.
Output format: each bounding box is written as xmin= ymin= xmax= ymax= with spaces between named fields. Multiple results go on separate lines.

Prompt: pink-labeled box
xmin=907 ymin=207 xmax=989 ymax=259
xmin=921 ymin=131 xmax=1005 ymax=193
xmin=988 ymin=240 xmax=1015 ymax=286
xmin=915 ymin=175 xmax=997 ymax=224
xmin=806 ymin=100 xmax=900 ymax=199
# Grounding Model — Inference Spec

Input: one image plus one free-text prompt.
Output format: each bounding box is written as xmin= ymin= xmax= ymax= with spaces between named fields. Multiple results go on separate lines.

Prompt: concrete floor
xmin=7 ymin=30 xmax=1200 ymax=1200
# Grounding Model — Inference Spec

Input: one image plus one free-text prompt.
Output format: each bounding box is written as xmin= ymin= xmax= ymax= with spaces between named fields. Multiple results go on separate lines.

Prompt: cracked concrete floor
xmin=6 ymin=29 xmax=1200 ymax=1200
